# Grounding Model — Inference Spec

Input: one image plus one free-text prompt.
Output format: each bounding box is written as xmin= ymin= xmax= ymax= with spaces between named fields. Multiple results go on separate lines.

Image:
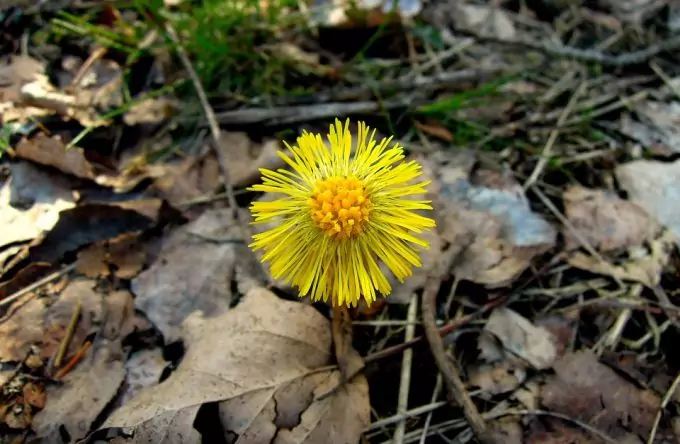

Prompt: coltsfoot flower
xmin=248 ymin=119 xmax=436 ymax=307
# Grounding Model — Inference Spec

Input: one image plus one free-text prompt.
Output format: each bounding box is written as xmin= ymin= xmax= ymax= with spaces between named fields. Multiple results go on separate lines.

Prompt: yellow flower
xmin=248 ymin=119 xmax=436 ymax=308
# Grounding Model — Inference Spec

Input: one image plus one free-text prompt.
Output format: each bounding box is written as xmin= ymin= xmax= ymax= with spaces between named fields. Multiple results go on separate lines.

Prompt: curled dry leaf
xmin=562 ymin=185 xmax=659 ymax=253
xmin=15 ymin=132 xmax=96 ymax=180
xmin=540 ymin=350 xmax=661 ymax=441
xmin=132 ymin=208 xmax=253 ymax=343
xmin=101 ymin=287 xmax=370 ymax=444
xmin=470 ymin=307 xmax=557 ymax=397
xmin=480 ymin=308 xmax=557 ymax=370
xmin=0 ymin=162 xmax=75 ymax=271
xmin=567 ymin=229 xmax=676 ymax=287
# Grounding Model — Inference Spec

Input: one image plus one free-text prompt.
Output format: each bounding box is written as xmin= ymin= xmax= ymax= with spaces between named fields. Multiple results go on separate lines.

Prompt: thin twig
xmin=421 ymin=250 xmax=496 ymax=444
xmin=393 ymin=294 xmax=418 ymax=444
xmin=0 ymin=263 xmax=76 ymax=309
xmin=466 ymin=32 xmax=680 ymax=66
xmin=165 ymin=22 xmax=266 ymax=283
xmin=366 ymin=401 xmax=449 ymax=431
xmin=164 ymin=24 xmax=239 ymax=217
xmin=54 ymin=298 xmax=82 ymax=369
xmin=524 ymin=79 xmax=587 ymax=189
xmin=647 ymin=371 xmax=680 ymax=444
xmin=487 ymin=410 xmax=618 ymax=444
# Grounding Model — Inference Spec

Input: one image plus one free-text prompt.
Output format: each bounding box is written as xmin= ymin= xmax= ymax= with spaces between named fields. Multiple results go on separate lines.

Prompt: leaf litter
xmin=6 ymin=1 xmax=680 ymax=443
xmin=100 ymin=287 xmax=369 ymax=444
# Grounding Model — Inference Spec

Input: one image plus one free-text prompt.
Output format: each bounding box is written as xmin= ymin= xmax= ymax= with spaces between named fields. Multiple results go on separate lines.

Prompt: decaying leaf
xmin=0 ymin=297 xmax=46 ymax=362
xmin=562 ymin=185 xmax=659 ymax=253
xmin=540 ymin=350 xmax=661 ymax=440
xmin=76 ymin=232 xmax=147 ymax=279
xmin=0 ymin=162 xmax=75 ymax=271
xmin=20 ymin=57 xmax=123 ymax=128
xmin=123 ymin=95 xmax=180 ymax=126
xmin=8 ymin=202 xmax=158 ymax=277
xmin=420 ymin=152 xmax=556 ymax=288
xmin=14 ymin=133 xmax=96 ymax=180
xmin=146 ymin=156 xmax=221 ymax=210
xmin=132 ymin=208 xmax=246 ymax=343
xmin=567 ymin=229 xmax=676 ymax=287
xmin=31 ymin=341 xmax=126 ymax=443
xmin=101 ymin=287 xmax=370 ymax=444
xmin=616 ymin=159 xmax=680 ymax=244
xmin=0 ymin=55 xmax=44 ymax=103
xmin=117 ymin=348 xmax=168 ymax=406
xmin=480 ymin=308 xmax=557 ymax=370
xmin=470 ymin=307 xmax=557 ymax=397
xmin=217 ymin=132 xmax=287 ymax=188
xmin=451 ymin=3 xmax=516 ymax=40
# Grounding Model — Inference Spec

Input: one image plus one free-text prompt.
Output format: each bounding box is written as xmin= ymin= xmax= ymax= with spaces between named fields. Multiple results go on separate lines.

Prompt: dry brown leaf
xmin=131 ymin=208 xmax=246 ymax=343
xmin=540 ymin=350 xmax=661 ymax=440
xmin=101 ymin=287 xmax=370 ymax=444
xmin=76 ymin=232 xmax=147 ymax=279
xmin=469 ymin=361 xmax=526 ymax=397
xmin=480 ymin=308 xmax=557 ymax=370
xmin=41 ymin=280 xmax=106 ymax=359
xmin=414 ymin=120 xmax=453 ymax=142
xmin=616 ymin=159 xmax=680 ymax=243
xmin=421 ymin=152 xmax=556 ymax=288
xmin=15 ymin=132 xmax=97 ymax=180
xmin=470 ymin=307 xmax=556 ymax=398
xmin=218 ymin=133 xmax=287 ymax=188
xmin=31 ymin=341 xmax=126 ymax=443
xmin=563 ymin=185 xmax=659 ymax=252
xmin=567 ymin=229 xmax=676 ymax=287
xmin=117 ymin=348 xmax=167 ymax=406
xmin=0 ymin=162 xmax=75 ymax=270
xmin=452 ymin=3 xmax=516 ymax=40
xmin=146 ymin=156 xmax=221 ymax=209
xmin=524 ymin=420 xmax=604 ymax=444
xmin=123 ymin=96 xmax=179 ymax=126
xmin=0 ymin=297 xmax=46 ymax=362
xmin=0 ymin=55 xmax=44 ymax=102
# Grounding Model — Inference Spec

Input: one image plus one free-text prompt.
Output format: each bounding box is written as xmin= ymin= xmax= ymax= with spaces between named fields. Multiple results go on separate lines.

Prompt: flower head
xmin=248 ymin=119 xmax=436 ymax=308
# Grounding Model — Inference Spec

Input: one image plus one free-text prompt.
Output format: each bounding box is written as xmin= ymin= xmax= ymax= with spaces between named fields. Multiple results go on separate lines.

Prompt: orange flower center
xmin=309 ymin=176 xmax=371 ymax=239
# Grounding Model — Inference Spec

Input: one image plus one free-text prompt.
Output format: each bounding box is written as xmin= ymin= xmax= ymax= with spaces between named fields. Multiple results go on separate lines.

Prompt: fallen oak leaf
xmin=99 ymin=287 xmax=370 ymax=444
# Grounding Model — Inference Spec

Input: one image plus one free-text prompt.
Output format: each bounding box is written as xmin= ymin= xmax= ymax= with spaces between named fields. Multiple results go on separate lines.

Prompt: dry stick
xmin=0 ymin=263 xmax=76 ymax=308
xmin=647 ymin=371 xmax=680 ymax=444
xmin=363 ymin=297 xmax=506 ymax=365
xmin=164 ymin=23 xmax=267 ymax=283
xmin=53 ymin=298 xmax=82 ymax=369
xmin=393 ymin=294 xmax=418 ymax=444
xmin=164 ymin=24 xmax=239 ymax=217
xmin=421 ymin=252 xmax=494 ymax=444
xmin=523 ymin=79 xmax=587 ymax=190
xmin=468 ymin=32 xmax=680 ymax=66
